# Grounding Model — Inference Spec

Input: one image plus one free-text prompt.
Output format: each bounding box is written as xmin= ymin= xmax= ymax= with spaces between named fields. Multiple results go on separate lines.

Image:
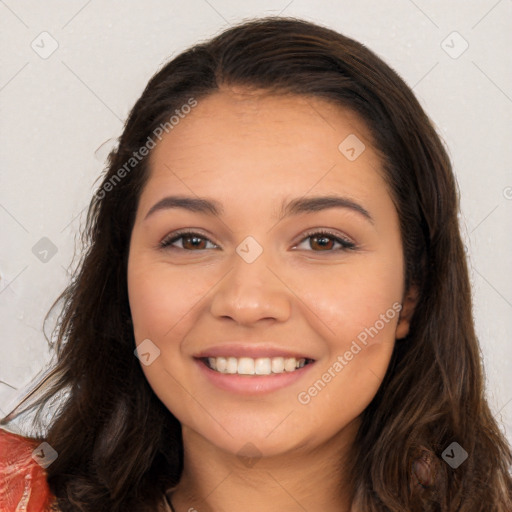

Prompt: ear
xmin=395 ymin=285 xmax=419 ymax=340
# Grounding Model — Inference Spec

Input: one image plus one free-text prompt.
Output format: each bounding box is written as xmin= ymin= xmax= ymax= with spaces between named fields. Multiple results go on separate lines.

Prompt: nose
xmin=209 ymin=246 xmax=292 ymax=326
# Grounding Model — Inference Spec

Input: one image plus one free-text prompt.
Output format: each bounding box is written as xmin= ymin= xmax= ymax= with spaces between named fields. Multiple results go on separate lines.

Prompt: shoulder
xmin=0 ymin=427 xmax=59 ymax=511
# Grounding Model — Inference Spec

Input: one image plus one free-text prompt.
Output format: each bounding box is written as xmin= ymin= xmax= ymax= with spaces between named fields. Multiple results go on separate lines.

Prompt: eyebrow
xmin=144 ymin=194 xmax=374 ymax=224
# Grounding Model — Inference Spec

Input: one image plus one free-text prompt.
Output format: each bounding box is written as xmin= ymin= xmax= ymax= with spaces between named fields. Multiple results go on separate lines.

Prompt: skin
xmin=127 ymin=88 xmax=417 ymax=512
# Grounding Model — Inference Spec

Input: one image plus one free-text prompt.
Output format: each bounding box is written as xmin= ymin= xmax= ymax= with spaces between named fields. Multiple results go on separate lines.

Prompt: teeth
xmin=237 ymin=357 xmax=255 ymax=375
xmin=255 ymin=357 xmax=271 ymax=375
xmin=271 ymin=357 xmax=284 ymax=373
xmin=284 ymin=357 xmax=296 ymax=372
xmin=227 ymin=357 xmax=238 ymax=374
xmin=206 ymin=356 xmax=309 ymax=375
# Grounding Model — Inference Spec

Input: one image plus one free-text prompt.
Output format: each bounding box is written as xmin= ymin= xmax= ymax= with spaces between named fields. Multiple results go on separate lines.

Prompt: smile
xmin=203 ymin=356 xmax=315 ymax=375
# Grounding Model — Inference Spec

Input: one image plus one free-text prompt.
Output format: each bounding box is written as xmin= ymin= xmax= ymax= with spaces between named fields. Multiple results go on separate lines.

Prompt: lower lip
xmin=194 ymin=358 xmax=316 ymax=395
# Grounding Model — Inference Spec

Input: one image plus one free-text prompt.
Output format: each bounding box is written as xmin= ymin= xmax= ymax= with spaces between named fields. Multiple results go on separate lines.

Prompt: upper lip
xmin=194 ymin=343 xmax=316 ymax=360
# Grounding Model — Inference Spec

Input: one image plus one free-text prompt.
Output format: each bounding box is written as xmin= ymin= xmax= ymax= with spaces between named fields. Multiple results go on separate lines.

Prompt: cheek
xmin=298 ymin=258 xmax=404 ymax=349
xmin=127 ymin=256 xmax=201 ymax=413
xmin=127 ymin=256 xmax=208 ymax=341
xmin=295 ymin=289 xmax=399 ymax=429
xmin=292 ymin=257 xmax=403 ymax=424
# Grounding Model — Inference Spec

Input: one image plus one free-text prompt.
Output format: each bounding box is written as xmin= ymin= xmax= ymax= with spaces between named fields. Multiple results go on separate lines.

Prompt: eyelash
xmin=159 ymin=229 xmax=357 ymax=252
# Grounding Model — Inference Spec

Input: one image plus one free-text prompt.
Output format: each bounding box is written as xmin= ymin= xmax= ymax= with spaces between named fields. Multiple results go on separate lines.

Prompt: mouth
xmin=199 ymin=356 xmax=316 ymax=376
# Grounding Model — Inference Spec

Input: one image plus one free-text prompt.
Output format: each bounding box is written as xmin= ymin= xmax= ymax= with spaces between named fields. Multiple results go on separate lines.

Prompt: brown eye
xmin=160 ymin=232 xmax=216 ymax=251
xmin=295 ymin=231 xmax=356 ymax=252
xmin=310 ymin=234 xmax=335 ymax=251
xmin=181 ymin=235 xmax=208 ymax=250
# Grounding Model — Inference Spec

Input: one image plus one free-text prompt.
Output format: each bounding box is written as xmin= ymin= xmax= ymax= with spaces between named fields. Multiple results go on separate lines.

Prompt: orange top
xmin=0 ymin=427 xmax=59 ymax=511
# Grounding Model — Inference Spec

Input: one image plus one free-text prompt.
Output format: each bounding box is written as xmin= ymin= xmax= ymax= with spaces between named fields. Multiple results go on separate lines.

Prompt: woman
xmin=1 ymin=16 xmax=511 ymax=512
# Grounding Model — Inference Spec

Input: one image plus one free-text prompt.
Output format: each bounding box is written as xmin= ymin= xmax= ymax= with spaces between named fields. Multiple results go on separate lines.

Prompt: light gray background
xmin=1 ymin=1 xmax=511 ymax=443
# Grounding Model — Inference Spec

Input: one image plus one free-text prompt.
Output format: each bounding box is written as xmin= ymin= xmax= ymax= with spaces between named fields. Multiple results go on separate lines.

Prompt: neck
xmin=168 ymin=420 xmax=359 ymax=512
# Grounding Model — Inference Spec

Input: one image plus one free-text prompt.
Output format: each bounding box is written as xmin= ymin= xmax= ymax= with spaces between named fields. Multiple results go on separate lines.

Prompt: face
xmin=127 ymin=88 xmax=413 ymax=460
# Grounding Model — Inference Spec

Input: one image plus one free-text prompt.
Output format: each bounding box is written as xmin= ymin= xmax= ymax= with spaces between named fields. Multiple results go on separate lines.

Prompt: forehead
xmin=143 ymin=89 xmax=386 ymax=207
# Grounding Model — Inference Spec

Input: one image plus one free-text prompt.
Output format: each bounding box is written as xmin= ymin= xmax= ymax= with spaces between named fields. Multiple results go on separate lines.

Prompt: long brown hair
xmin=2 ymin=16 xmax=511 ymax=511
